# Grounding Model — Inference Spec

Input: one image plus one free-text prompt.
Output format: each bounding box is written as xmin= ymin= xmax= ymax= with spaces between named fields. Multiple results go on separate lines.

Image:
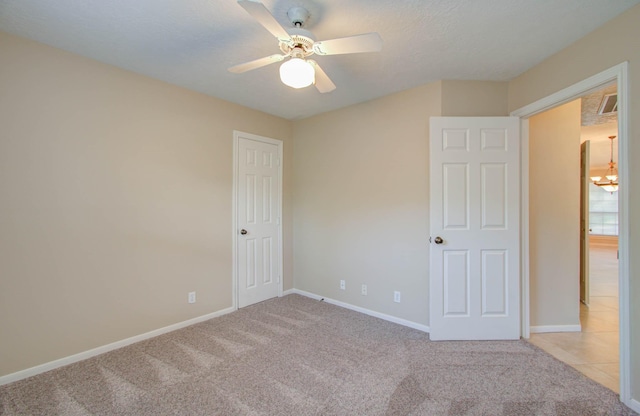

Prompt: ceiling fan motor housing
xmin=280 ymin=28 xmax=315 ymax=57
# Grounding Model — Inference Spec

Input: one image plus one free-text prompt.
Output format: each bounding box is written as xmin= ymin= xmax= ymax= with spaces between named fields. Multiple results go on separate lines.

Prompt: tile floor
xmin=528 ymin=242 xmax=619 ymax=392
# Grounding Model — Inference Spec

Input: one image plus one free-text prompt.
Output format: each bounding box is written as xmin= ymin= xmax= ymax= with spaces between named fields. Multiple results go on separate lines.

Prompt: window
xmin=589 ymin=183 xmax=618 ymax=235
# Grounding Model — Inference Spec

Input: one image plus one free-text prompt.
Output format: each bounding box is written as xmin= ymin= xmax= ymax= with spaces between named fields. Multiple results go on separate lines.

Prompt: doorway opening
xmin=527 ymin=83 xmax=620 ymax=392
xmin=511 ymin=62 xmax=630 ymax=403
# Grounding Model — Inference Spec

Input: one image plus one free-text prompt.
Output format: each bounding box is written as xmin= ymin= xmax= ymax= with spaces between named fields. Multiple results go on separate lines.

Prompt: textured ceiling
xmin=581 ymin=84 xmax=618 ymax=128
xmin=580 ymin=84 xmax=618 ymax=170
xmin=1 ymin=0 xmax=639 ymax=120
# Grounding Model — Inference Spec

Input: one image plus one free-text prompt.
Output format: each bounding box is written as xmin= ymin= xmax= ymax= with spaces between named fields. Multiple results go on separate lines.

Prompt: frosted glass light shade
xmin=590 ymin=176 xmax=602 ymax=182
xmin=280 ymin=58 xmax=314 ymax=89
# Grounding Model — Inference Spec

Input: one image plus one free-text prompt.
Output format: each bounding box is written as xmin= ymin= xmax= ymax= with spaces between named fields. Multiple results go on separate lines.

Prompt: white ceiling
xmin=1 ymin=0 xmax=639 ymax=120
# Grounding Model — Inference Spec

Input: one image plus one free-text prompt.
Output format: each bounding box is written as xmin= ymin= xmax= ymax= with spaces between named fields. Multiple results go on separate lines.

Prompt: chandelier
xmin=590 ymin=135 xmax=618 ymax=192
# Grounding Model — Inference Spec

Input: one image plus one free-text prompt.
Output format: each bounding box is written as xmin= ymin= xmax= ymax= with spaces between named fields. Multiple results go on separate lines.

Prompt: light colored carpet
xmin=0 ymin=294 xmax=635 ymax=415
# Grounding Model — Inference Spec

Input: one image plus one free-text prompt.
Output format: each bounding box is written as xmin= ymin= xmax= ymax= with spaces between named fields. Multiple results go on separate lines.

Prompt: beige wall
xmin=508 ymin=3 xmax=640 ymax=401
xmin=292 ymin=83 xmax=441 ymax=325
xmin=528 ymin=100 xmax=582 ymax=328
xmin=0 ymin=32 xmax=292 ymax=377
xmin=441 ymin=80 xmax=509 ymax=116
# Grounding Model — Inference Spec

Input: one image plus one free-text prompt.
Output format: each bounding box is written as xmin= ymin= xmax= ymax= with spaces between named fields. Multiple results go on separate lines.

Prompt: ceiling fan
xmin=228 ymin=0 xmax=383 ymax=93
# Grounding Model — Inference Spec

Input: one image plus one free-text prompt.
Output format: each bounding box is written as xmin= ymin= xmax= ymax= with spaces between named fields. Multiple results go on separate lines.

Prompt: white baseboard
xmin=286 ymin=289 xmax=430 ymax=333
xmin=530 ymin=324 xmax=582 ymax=333
xmin=627 ymin=398 xmax=640 ymax=413
xmin=0 ymin=306 xmax=236 ymax=386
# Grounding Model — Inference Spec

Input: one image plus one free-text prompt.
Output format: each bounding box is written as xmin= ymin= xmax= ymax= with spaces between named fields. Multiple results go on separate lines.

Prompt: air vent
xmin=598 ymin=93 xmax=618 ymax=115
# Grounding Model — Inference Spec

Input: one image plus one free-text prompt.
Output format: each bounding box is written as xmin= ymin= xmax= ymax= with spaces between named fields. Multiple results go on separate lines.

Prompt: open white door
xmin=580 ymin=141 xmax=590 ymax=305
xmin=429 ymin=117 xmax=520 ymax=340
xmin=234 ymin=131 xmax=282 ymax=308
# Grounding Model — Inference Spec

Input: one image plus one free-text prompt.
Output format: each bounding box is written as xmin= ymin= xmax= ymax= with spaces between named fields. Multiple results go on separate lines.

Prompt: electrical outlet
xmin=394 ymin=291 xmax=401 ymax=303
xmin=361 ymin=284 xmax=367 ymax=295
xmin=188 ymin=291 xmax=196 ymax=304
xmin=340 ymin=280 xmax=346 ymax=290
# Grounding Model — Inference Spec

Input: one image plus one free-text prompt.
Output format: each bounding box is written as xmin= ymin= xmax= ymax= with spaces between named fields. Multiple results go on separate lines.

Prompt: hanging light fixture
xmin=279 ymin=47 xmax=315 ymax=89
xmin=590 ymin=135 xmax=618 ymax=192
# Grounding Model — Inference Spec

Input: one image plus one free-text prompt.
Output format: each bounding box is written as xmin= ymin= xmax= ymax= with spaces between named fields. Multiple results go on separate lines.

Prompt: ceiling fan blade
xmin=228 ymin=54 xmax=286 ymax=73
xmin=308 ymin=60 xmax=336 ymax=93
xmin=313 ymin=32 xmax=383 ymax=56
xmin=237 ymin=0 xmax=292 ymax=43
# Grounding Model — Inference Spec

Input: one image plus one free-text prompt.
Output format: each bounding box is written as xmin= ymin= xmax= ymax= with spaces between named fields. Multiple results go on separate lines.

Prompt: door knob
xmin=434 ymin=236 xmax=443 ymax=244
xmin=240 ymin=229 xmax=248 ymax=235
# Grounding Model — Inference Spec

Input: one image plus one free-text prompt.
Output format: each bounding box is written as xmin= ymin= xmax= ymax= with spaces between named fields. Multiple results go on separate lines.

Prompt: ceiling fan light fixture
xmin=279 ymin=58 xmax=315 ymax=89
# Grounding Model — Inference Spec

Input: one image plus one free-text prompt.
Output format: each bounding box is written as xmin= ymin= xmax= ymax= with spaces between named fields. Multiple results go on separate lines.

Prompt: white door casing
xmin=429 ymin=117 xmax=520 ymax=340
xmin=233 ymin=131 xmax=282 ymax=308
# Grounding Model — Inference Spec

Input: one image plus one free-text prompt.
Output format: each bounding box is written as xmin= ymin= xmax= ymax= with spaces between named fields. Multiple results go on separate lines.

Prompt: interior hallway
xmin=529 ymin=240 xmax=619 ymax=392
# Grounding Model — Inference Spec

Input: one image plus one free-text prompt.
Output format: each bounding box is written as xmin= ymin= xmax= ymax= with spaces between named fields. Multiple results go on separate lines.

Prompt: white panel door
xmin=236 ymin=134 xmax=281 ymax=308
xmin=429 ymin=117 xmax=520 ymax=340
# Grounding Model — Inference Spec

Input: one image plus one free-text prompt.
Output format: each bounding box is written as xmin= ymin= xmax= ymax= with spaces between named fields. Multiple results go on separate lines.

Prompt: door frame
xmin=511 ymin=62 xmax=630 ymax=402
xmin=232 ymin=130 xmax=284 ymax=310
xmin=579 ymin=140 xmax=590 ymax=306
